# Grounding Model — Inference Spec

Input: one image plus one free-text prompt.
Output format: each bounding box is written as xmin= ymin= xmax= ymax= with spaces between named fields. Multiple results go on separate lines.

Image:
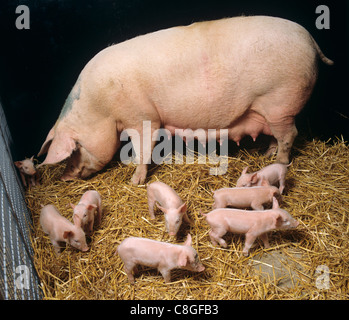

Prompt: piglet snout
xmin=197 ymin=265 xmax=205 ymax=272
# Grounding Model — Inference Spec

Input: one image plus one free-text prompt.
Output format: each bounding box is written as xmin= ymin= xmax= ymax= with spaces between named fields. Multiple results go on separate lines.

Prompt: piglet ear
xmin=63 ymin=230 xmax=73 ymax=239
xmin=14 ymin=161 xmax=23 ymax=168
xmin=178 ymin=252 xmax=188 ymax=267
xmin=241 ymin=166 xmax=249 ymax=174
xmin=183 ymin=234 xmax=192 ymax=247
xmin=272 ymin=197 xmax=279 ymax=209
xmin=272 ymin=214 xmax=283 ymax=229
xmin=179 ymin=203 xmax=187 ymax=214
xmin=251 ymin=173 xmax=259 ymax=184
xmin=70 ymin=203 xmax=76 ymax=210
xmin=155 ymin=202 xmax=167 ymax=214
xmin=87 ymin=204 xmax=97 ymax=211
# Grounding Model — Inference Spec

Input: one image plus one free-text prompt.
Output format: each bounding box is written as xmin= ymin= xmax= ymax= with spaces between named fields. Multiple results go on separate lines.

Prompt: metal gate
xmin=0 ymin=101 xmax=42 ymax=299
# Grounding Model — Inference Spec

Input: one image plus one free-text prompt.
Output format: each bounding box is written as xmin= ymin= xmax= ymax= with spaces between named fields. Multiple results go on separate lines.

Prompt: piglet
xmin=117 ymin=234 xmax=204 ymax=283
xmin=14 ymin=156 xmax=39 ymax=187
xmin=236 ymin=163 xmax=289 ymax=194
xmin=213 ymin=179 xmax=281 ymax=210
xmin=147 ymin=181 xmax=190 ymax=236
xmin=202 ymin=197 xmax=299 ymax=256
xmin=70 ymin=190 xmax=102 ymax=236
xmin=40 ymin=204 xmax=89 ymax=254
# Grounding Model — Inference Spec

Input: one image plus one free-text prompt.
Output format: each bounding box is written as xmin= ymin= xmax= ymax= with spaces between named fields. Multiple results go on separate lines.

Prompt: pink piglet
xmin=117 ymin=234 xmax=205 ymax=283
xmin=202 ymin=197 xmax=299 ymax=256
xmin=236 ymin=163 xmax=289 ymax=194
xmin=14 ymin=156 xmax=39 ymax=187
xmin=71 ymin=190 xmax=102 ymax=236
xmin=40 ymin=204 xmax=89 ymax=254
xmin=147 ymin=181 xmax=190 ymax=236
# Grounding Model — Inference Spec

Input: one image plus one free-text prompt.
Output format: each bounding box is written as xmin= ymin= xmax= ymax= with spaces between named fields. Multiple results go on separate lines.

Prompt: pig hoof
xmin=131 ymin=173 xmax=146 ymax=185
xmin=264 ymin=147 xmax=277 ymax=158
xmin=61 ymin=175 xmax=75 ymax=182
xmin=275 ymin=159 xmax=290 ymax=165
xmin=275 ymin=154 xmax=290 ymax=165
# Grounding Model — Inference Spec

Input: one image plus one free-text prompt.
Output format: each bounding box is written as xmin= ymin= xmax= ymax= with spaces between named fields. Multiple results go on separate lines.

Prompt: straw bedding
xmin=25 ymin=137 xmax=349 ymax=300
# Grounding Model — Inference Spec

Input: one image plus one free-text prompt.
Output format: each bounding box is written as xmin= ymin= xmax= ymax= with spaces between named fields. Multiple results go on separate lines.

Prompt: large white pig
xmin=201 ymin=197 xmax=299 ymax=256
xmin=40 ymin=204 xmax=89 ymax=254
xmin=71 ymin=190 xmax=102 ymax=236
xmin=117 ymin=234 xmax=205 ymax=283
xmin=38 ymin=16 xmax=333 ymax=184
xmin=147 ymin=181 xmax=190 ymax=236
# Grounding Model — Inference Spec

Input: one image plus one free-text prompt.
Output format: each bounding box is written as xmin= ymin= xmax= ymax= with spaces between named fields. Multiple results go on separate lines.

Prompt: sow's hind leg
xmin=257 ymin=89 xmax=306 ymax=164
xmin=269 ymin=120 xmax=298 ymax=164
xmin=264 ymin=137 xmax=278 ymax=158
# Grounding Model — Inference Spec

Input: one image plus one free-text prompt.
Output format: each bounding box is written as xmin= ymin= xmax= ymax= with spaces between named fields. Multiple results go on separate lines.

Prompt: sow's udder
xmin=227 ymin=111 xmax=273 ymax=145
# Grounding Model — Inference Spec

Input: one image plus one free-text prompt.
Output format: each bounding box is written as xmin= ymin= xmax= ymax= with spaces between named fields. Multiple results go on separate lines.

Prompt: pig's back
xmin=148 ymin=181 xmax=182 ymax=206
xmin=148 ymin=181 xmax=173 ymax=193
xmin=83 ymin=16 xmax=319 ymax=129
xmin=80 ymin=190 xmax=101 ymax=203
xmin=118 ymin=237 xmax=174 ymax=253
xmin=214 ymin=186 xmax=273 ymax=201
xmin=117 ymin=237 xmax=178 ymax=266
xmin=259 ymin=164 xmax=288 ymax=184
xmin=40 ymin=205 xmax=69 ymax=232
xmin=207 ymin=208 xmax=263 ymax=233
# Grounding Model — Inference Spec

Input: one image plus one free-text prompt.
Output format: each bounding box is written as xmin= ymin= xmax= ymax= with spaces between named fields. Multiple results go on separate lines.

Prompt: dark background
xmin=0 ymin=0 xmax=348 ymax=160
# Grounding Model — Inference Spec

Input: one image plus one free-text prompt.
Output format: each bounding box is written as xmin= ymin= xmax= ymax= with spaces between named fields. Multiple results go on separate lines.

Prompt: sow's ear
xmin=38 ymin=130 xmax=78 ymax=166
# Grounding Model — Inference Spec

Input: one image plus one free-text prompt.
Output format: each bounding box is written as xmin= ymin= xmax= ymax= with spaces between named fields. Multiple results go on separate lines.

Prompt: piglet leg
xmin=124 ymin=262 xmax=136 ymax=284
xmin=259 ymin=233 xmax=270 ymax=249
xmin=159 ymin=267 xmax=171 ymax=283
xmin=147 ymin=197 xmax=156 ymax=219
xmin=243 ymin=232 xmax=258 ymax=256
xmin=209 ymin=229 xmax=228 ymax=248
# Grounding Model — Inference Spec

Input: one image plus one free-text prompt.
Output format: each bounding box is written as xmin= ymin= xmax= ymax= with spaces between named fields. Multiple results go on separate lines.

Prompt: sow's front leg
xmin=128 ymin=121 xmax=160 ymax=185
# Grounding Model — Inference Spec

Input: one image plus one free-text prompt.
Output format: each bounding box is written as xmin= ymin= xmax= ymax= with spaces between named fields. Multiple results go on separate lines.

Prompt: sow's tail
xmin=311 ymin=36 xmax=334 ymax=65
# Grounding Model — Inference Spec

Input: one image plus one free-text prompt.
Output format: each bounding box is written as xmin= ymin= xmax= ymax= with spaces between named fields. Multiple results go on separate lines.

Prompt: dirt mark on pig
xmin=59 ymin=76 xmax=81 ymax=120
